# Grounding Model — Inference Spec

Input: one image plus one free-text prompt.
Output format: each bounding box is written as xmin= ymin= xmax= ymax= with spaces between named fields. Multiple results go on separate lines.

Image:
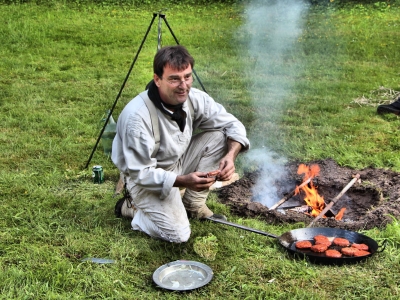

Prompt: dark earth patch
xmin=216 ymin=158 xmax=400 ymax=231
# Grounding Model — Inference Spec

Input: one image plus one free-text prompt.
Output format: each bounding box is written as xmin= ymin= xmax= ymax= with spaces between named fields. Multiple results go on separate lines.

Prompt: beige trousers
xmin=126 ymin=130 xmax=227 ymax=243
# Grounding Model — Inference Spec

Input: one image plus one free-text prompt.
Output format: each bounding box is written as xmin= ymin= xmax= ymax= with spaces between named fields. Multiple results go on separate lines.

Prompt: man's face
xmin=154 ymin=64 xmax=193 ymax=106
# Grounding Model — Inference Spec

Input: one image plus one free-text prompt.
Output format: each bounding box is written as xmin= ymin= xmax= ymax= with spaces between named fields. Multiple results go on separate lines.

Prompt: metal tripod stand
xmin=84 ymin=11 xmax=208 ymax=169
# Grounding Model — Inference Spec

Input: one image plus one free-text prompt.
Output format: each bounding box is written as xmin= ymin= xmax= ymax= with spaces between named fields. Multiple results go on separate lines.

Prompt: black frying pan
xmin=206 ymin=217 xmax=386 ymax=265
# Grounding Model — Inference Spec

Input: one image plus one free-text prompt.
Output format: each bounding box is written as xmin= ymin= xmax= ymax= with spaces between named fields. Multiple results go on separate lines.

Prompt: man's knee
xmin=196 ymin=130 xmax=227 ymax=157
xmin=200 ymin=130 xmax=226 ymax=144
xmin=175 ymin=227 xmax=191 ymax=243
xmin=160 ymin=224 xmax=191 ymax=243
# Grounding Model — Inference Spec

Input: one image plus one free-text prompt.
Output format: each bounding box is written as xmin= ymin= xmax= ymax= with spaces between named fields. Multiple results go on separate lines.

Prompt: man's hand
xmin=218 ymin=139 xmax=243 ymax=181
xmin=174 ymin=172 xmax=217 ymax=192
xmin=174 ymin=139 xmax=243 ymax=191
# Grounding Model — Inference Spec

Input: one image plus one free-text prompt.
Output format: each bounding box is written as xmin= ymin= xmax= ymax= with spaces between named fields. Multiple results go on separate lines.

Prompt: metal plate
xmin=153 ymin=260 xmax=213 ymax=291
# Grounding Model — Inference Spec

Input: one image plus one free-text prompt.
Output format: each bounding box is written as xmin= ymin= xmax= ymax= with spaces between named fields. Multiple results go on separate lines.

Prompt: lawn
xmin=1 ymin=0 xmax=400 ymax=299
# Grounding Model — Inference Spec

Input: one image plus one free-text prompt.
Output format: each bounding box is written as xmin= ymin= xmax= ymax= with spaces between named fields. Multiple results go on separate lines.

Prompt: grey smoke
xmin=240 ymin=0 xmax=309 ymax=207
xmin=242 ymin=0 xmax=308 ymax=109
xmin=244 ymin=148 xmax=288 ymax=208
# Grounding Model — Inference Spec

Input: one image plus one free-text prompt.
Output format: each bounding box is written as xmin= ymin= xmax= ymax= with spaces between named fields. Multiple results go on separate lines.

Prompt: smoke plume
xmin=240 ymin=0 xmax=309 ymax=207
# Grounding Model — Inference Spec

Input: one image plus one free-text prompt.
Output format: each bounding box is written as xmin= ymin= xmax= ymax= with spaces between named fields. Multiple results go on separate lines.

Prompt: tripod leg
xmin=192 ymin=69 xmax=208 ymax=95
xmin=157 ymin=13 xmax=164 ymax=51
xmin=84 ymin=13 xmax=158 ymax=169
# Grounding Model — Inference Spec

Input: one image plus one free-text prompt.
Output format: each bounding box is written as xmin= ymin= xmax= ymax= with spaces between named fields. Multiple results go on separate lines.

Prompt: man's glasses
xmin=163 ymin=74 xmax=194 ymax=87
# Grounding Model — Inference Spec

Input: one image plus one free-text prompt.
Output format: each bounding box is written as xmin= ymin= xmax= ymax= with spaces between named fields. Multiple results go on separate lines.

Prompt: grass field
xmin=1 ymin=1 xmax=400 ymax=299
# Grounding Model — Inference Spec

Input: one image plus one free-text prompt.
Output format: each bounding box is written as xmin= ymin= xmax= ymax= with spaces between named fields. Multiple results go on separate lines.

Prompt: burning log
xmin=269 ymin=177 xmax=313 ymax=210
xmin=270 ymin=163 xmax=320 ymax=210
xmin=308 ymin=174 xmax=360 ymax=227
xmin=288 ymin=205 xmax=312 ymax=214
xmin=284 ymin=205 xmax=335 ymax=217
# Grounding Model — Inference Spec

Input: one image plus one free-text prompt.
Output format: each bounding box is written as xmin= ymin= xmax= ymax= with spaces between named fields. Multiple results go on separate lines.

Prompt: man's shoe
xmin=208 ymin=214 xmax=228 ymax=221
xmin=115 ymin=197 xmax=136 ymax=219
xmin=187 ymin=206 xmax=227 ymax=221
xmin=377 ymin=98 xmax=400 ymax=115
xmin=186 ymin=204 xmax=215 ymax=220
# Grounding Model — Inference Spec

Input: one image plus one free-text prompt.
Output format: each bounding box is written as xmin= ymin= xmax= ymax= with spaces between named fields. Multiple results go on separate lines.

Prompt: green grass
xmin=1 ymin=1 xmax=400 ymax=299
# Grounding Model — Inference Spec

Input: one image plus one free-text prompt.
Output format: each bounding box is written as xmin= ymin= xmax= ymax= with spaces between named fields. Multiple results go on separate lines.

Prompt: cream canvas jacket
xmin=112 ymin=87 xmax=250 ymax=199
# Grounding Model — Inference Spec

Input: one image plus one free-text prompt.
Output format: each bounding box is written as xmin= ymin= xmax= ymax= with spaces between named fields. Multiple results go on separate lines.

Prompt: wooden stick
xmin=307 ymin=174 xmax=360 ymax=228
xmin=269 ymin=177 xmax=313 ymax=210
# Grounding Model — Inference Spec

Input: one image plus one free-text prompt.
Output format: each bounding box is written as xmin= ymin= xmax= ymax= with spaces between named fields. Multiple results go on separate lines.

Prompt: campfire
xmin=216 ymin=158 xmax=400 ymax=231
xmin=269 ymin=163 xmax=356 ymax=223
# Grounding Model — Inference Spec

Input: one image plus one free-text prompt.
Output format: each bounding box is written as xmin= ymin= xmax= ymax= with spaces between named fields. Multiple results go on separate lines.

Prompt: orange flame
xmin=302 ymin=183 xmax=326 ymax=217
xmin=297 ymin=163 xmax=320 ymax=179
xmin=296 ymin=164 xmax=347 ymax=220
xmin=296 ymin=164 xmax=325 ymax=217
xmin=335 ymin=207 xmax=347 ymax=220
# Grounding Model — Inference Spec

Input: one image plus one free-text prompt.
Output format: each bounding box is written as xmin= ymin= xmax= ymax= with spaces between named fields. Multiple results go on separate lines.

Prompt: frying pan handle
xmin=376 ymin=239 xmax=387 ymax=253
xmin=205 ymin=216 xmax=278 ymax=239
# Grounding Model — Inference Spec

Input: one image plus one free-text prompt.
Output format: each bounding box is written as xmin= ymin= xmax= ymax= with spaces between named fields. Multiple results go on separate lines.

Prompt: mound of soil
xmin=216 ymin=158 xmax=400 ymax=231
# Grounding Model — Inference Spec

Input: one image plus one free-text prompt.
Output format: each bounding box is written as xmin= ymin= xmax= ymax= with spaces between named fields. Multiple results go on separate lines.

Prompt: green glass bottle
xmin=101 ymin=110 xmax=116 ymax=156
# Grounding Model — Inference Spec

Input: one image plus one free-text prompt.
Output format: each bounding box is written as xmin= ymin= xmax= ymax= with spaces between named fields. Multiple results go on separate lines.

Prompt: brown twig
xmin=269 ymin=177 xmax=313 ymax=210
xmin=307 ymin=174 xmax=360 ymax=228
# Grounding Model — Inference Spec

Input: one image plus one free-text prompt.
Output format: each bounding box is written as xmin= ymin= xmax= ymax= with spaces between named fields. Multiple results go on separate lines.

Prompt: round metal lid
xmin=152 ymin=260 xmax=213 ymax=291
